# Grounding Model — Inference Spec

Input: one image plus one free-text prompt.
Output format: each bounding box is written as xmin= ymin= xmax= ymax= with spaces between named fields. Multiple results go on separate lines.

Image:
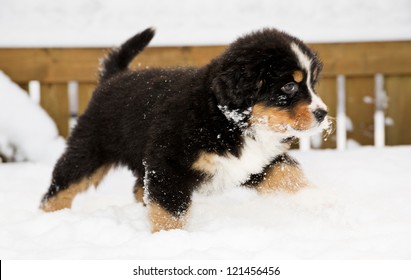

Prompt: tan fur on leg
xmin=134 ymin=184 xmax=145 ymax=205
xmin=257 ymin=163 xmax=308 ymax=193
xmin=149 ymin=203 xmax=188 ymax=232
xmin=41 ymin=165 xmax=111 ymax=212
xmin=91 ymin=165 xmax=112 ymax=187
xmin=40 ymin=178 xmax=89 ymax=212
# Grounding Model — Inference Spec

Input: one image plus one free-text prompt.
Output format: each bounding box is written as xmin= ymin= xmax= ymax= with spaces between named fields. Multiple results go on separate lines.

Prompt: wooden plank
xmin=315 ymin=77 xmax=337 ymax=149
xmin=385 ymin=75 xmax=411 ymax=145
xmin=17 ymin=82 xmax=29 ymax=93
xmin=345 ymin=76 xmax=375 ymax=146
xmin=40 ymin=83 xmax=70 ymax=138
xmin=78 ymin=82 xmax=96 ymax=115
xmin=1 ymin=41 xmax=411 ymax=83
xmin=311 ymin=41 xmax=411 ymax=77
xmin=0 ymin=48 xmax=104 ymax=83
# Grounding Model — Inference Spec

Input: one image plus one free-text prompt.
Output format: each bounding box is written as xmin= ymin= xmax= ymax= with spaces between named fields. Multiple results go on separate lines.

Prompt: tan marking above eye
xmin=292 ymin=70 xmax=304 ymax=83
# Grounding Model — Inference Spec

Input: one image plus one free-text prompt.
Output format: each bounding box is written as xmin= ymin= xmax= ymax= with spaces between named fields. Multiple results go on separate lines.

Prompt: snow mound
xmin=0 ymin=71 xmax=65 ymax=164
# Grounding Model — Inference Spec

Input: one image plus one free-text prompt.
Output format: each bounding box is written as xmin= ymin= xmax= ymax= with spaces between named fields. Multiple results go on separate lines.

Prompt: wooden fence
xmin=1 ymin=41 xmax=411 ymax=148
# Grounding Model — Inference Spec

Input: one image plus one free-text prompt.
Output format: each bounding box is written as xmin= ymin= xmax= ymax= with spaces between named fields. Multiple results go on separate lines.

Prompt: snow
xmin=0 ymin=146 xmax=410 ymax=259
xmin=0 ymin=71 xmax=65 ymax=164
xmin=0 ymin=0 xmax=410 ymax=47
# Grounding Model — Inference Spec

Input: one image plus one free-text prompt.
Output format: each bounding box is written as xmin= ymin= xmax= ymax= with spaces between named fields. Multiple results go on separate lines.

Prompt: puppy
xmin=40 ymin=28 xmax=329 ymax=232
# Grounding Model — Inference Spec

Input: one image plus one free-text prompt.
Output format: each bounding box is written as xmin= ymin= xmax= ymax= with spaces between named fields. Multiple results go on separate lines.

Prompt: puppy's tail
xmin=99 ymin=28 xmax=155 ymax=82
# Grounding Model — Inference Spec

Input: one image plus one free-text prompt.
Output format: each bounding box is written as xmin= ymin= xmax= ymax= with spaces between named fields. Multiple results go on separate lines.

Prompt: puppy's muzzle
xmin=313 ymin=108 xmax=328 ymax=123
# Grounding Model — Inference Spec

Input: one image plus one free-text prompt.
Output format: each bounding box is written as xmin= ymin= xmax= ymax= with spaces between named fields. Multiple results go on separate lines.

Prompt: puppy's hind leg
xmin=40 ymin=145 xmax=111 ymax=212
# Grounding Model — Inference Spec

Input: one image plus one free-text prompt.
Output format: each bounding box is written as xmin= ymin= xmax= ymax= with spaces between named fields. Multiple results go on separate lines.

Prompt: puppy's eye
xmin=281 ymin=82 xmax=299 ymax=94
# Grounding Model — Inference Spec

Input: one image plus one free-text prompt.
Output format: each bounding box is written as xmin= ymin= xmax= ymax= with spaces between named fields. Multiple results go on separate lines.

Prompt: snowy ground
xmin=1 ymin=146 xmax=410 ymax=259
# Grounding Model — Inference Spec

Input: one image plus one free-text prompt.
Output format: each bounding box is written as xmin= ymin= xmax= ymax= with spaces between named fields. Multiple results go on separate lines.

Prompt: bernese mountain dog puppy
xmin=40 ymin=28 xmax=329 ymax=232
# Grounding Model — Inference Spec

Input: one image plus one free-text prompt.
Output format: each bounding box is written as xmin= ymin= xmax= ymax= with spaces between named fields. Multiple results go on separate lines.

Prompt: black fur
xmin=41 ymin=28 xmax=324 ymax=221
xmin=99 ymin=28 xmax=155 ymax=81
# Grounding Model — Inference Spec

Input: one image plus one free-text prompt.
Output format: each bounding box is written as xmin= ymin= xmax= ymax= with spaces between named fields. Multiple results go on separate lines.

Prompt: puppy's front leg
xmin=148 ymin=202 xmax=189 ymax=232
xmin=144 ymin=166 xmax=193 ymax=232
xmin=246 ymin=153 xmax=309 ymax=193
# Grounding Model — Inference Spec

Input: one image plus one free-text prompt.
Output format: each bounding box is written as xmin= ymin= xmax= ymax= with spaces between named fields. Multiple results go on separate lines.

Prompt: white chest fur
xmin=194 ymin=127 xmax=288 ymax=194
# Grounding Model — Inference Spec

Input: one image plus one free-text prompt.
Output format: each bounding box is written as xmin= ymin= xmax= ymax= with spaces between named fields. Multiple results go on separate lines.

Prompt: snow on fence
xmin=1 ymin=41 xmax=411 ymax=149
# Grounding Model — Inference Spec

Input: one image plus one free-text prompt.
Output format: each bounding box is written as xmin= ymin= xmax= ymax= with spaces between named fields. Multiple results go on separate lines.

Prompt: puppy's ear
xmin=212 ymin=67 xmax=259 ymax=108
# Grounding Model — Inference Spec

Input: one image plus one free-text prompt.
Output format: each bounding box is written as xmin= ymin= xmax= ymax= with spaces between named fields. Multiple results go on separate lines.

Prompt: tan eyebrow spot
xmin=293 ymin=70 xmax=304 ymax=83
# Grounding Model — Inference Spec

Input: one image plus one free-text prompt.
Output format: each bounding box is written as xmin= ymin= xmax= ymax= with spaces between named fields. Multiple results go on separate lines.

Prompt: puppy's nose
xmin=313 ymin=108 xmax=328 ymax=123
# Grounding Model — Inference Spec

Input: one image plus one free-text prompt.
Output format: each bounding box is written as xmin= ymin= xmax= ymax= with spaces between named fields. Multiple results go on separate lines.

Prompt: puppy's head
xmin=211 ymin=28 xmax=329 ymax=137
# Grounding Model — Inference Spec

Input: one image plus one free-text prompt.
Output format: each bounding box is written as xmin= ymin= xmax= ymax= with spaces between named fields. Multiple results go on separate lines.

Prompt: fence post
xmin=374 ymin=73 xmax=386 ymax=148
xmin=40 ymin=83 xmax=70 ymax=138
xmin=299 ymin=137 xmax=311 ymax=151
xmin=336 ymin=75 xmax=347 ymax=150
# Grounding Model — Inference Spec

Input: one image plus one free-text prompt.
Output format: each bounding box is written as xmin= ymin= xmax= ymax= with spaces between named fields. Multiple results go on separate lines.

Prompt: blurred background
xmin=1 ymin=0 xmax=411 ymax=162
xmin=1 ymin=0 xmax=410 ymax=46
